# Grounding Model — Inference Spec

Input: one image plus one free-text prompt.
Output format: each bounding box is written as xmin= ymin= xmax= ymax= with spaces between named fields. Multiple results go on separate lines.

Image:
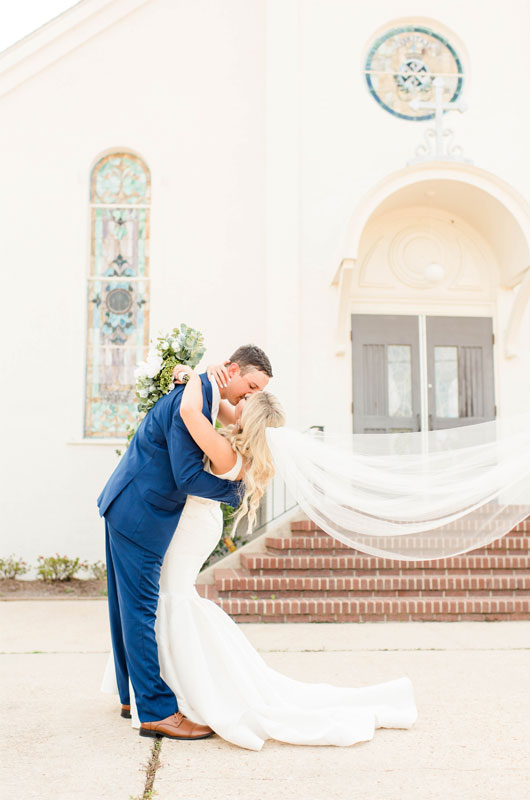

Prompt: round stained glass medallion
xmin=364 ymin=26 xmax=464 ymax=121
xmin=106 ymin=288 xmax=133 ymax=315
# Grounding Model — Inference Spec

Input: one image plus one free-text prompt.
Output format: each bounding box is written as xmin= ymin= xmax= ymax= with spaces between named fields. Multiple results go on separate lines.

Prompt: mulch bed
xmin=0 ymin=578 xmax=107 ymax=599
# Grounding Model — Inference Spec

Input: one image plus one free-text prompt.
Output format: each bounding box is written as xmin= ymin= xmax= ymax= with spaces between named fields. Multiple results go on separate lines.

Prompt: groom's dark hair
xmin=229 ymin=344 xmax=273 ymax=378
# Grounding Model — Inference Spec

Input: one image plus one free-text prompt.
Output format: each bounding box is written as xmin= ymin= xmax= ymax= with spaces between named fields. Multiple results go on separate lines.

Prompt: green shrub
xmin=36 ymin=554 xmax=89 ymax=582
xmin=90 ymin=560 xmax=107 ymax=580
xmin=0 ymin=555 xmax=30 ymax=579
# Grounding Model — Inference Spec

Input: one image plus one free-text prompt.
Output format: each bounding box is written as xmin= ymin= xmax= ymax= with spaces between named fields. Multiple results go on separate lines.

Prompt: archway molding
xmin=333 ymin=162 xmax=530 ymax=357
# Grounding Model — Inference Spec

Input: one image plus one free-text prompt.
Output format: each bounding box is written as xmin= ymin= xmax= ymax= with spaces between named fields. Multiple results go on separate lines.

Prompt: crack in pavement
xmin=130 ymin=737 xmax=163 ymax=800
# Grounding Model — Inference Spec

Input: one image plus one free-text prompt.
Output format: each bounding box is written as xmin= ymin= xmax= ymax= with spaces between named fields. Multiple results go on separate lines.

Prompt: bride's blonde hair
xmin=218 ymin=391 xmax=285 ymax=533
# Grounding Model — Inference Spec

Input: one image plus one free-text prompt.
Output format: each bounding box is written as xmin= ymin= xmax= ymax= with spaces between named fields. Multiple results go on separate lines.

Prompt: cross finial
xmin=408 ymin=77 xmax=470 ymax=164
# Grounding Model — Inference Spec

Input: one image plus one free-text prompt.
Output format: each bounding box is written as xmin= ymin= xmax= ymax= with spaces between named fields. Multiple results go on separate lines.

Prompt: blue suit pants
xmin=105 ymin=522 xmax=178 ymax=722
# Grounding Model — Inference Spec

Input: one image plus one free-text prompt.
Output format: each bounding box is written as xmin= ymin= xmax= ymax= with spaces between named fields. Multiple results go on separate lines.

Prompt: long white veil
xmin=265 ymin=413 xmax=530 ymax=560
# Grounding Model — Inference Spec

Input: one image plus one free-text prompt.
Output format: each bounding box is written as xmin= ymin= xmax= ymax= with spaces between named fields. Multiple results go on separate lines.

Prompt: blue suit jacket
xmin=97 ymin=373 xmax=242 ymax=557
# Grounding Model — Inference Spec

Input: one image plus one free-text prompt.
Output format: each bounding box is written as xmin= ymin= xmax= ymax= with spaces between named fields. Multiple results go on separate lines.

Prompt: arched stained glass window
xmin=84 ymin=153 xmax=150 ymax=438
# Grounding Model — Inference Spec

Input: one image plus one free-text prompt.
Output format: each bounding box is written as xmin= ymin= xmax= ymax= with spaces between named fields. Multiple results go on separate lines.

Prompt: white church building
xmin=2 ymin=0 xmax=530 ymax=565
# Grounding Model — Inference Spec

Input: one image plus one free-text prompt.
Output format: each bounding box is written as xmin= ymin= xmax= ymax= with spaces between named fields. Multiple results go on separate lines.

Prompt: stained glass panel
xmin=91 ymin=154 xmax=150 ymax=205
xmin=84 ymin=154 xmax=150 ymax=438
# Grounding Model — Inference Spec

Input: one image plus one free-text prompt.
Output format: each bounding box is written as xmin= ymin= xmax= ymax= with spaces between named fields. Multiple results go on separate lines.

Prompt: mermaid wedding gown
xmin=101 ymin=453 xmax=418 ymax=750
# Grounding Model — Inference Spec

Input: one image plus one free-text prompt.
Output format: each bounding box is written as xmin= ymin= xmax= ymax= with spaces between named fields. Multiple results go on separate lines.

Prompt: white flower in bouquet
xmin=145 ymin=351 xmax=163 ymax=377
xmin=134 ymin=362 xmax=148 ymax=380
xmin=122 ymin=323 xmax=206 ymax=451
xmin=134 ymin=352 xmax=162 ymax=380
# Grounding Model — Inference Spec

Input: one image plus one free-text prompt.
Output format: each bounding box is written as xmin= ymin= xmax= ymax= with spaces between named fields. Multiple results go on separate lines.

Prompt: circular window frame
xmin=364 ymin=25 xmax=465 ymax=122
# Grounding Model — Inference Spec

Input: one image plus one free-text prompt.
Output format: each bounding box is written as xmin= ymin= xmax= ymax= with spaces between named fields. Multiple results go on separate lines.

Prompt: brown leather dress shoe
xmin=140 ymin=712 xmax=214 ymax=740
xmin=121 ymin=704 xmax=131 ymax=719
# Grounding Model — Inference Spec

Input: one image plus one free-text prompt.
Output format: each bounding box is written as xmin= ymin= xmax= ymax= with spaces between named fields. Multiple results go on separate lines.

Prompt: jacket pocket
xmin=142 ymin=488 xmax=179 ymax=512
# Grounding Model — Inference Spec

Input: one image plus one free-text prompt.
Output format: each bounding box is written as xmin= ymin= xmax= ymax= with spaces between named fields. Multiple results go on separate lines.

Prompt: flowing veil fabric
xmin=265 ymin=413 xmax=530 ymax=560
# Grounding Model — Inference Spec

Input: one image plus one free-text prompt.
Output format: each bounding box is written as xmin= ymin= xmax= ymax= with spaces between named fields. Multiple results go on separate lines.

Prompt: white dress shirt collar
xmin=209 ymin=374 xmax=221 ymax=426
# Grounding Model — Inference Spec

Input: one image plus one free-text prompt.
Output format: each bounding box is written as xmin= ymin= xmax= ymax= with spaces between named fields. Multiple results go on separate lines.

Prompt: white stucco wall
xmin=0 ymin=0 xmax=266 ymax=565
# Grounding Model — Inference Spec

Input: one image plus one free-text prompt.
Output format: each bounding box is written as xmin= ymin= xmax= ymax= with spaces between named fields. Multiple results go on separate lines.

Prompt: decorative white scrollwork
xmin=412 ymin=126 xmax=469 ymax=163
xmin=407 ymin=77 xmax=471 ymax=164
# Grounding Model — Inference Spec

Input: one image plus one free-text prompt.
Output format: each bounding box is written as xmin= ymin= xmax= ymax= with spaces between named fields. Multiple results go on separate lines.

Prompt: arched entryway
xmin=333 ymin=163 xmax=530 ymax=430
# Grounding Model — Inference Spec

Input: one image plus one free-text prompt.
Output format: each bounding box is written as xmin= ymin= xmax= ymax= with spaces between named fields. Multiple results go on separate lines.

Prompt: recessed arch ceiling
xmin=367 ymin=179 xmax=530 ymax=287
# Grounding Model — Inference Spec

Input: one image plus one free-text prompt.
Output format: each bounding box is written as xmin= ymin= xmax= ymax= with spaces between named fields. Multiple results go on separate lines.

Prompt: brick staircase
xmin=197 ymin=517 xmax=530 ymax=622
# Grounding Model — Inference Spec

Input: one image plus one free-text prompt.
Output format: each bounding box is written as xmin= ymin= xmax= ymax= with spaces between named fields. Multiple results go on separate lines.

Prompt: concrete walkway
xmin=1 ymin=601 xmax=529 ymax=800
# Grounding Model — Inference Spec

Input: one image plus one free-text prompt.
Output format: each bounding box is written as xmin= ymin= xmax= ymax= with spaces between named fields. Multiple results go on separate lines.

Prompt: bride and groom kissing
xmin=98 ymin=343 xmax=417 ymax=751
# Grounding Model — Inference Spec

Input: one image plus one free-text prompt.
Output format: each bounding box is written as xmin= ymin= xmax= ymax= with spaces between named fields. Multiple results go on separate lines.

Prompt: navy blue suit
xmin=97 ymin=373 xmax=241 ymax=721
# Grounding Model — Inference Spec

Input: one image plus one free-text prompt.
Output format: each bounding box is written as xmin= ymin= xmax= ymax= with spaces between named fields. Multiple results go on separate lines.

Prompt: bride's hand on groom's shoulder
xmin=207 ymin=361 xmax=230 ymax=390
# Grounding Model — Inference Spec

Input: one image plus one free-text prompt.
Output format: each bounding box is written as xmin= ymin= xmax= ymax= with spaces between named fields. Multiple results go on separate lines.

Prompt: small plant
xmin=36 ymin=554 xmax=89 ymax=582
xmin=90 ymin=560 xmax=107 ymax=580
xmin=0 ymin=555 xmax=30 ymax=579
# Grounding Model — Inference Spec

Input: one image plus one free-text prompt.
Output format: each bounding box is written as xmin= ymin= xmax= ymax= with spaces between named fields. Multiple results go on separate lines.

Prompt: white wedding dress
xmin=101 ymin=453 xmax=418 ymax=750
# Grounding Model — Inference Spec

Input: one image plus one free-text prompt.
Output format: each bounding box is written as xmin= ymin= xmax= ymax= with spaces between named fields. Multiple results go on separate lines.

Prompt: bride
xmin=102 ymin=365 xmax=417 ymax=751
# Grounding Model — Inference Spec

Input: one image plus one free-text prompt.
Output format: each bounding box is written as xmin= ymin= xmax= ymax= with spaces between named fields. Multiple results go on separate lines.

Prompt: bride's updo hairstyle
xmin=219 ymin=391 xmax=285 ymax=533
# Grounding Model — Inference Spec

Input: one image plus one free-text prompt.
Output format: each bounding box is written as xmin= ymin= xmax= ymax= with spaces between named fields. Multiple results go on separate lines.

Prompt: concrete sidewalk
xmin=1 ymin=601 xmax=529 ymax=800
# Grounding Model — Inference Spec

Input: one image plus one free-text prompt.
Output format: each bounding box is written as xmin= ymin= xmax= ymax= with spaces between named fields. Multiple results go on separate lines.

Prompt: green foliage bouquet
xmin=121 ymin=323 xmax=206 ymax=450
xmin=134 ymin=323 xmax=206 ymax=413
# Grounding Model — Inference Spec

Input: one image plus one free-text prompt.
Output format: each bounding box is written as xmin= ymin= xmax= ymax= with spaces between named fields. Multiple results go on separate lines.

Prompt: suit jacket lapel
xmin=199 ymin=372 xmax=213 ymax=422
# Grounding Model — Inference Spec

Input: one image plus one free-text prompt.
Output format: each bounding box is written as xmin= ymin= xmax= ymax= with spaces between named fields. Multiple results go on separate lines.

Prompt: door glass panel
xmin=387 ymin=345 xmax=412 ymax=417
xmin=435 ymin=346 xmax=458 ymax=417
xmin=460 ymin=346 xmax=484 ymax=417
xmin=362 ymin=344 xmax=386 ymax=415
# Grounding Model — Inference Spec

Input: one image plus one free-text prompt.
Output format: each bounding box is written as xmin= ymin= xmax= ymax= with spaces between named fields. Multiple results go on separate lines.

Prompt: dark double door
xmin=351 ymin=315 xmax=495 ymax=433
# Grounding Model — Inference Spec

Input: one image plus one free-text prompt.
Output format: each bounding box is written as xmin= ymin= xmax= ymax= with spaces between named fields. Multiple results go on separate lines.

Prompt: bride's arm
xmin=179 ymin=369 xmax=238 ymax=476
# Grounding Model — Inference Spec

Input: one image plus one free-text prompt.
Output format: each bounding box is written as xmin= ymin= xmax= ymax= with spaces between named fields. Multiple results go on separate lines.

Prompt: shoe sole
xmin=139 ymin=728 xmax=214 ymax=741
xmin=121 ymin=709 xmax=132 ymax=719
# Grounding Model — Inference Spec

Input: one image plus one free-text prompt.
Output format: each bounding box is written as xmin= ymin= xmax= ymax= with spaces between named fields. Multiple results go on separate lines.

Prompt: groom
xmin=97 ymin=344 xmax=272 ymax=740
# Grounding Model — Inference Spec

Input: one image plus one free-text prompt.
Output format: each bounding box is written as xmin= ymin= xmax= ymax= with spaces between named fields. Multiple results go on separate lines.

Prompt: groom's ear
xmin=227 ymin=362 xmax=240 ymax=380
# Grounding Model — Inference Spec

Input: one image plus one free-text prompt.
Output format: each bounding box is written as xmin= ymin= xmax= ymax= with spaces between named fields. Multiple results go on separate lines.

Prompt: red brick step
xmin=265 ymin=535 xmax=530 ymax=555
xmin=213 ymin=569 xmax=530 ymax=597
xmin=240 ymin=553 xmax=530 ymax=575
xmin=218 ymin=595 xmax=530 ymax=623
xmin=195 ymin=584 xmax=219 ymax=601
xmin=290 ymin=518 xmax=530 ymax=534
